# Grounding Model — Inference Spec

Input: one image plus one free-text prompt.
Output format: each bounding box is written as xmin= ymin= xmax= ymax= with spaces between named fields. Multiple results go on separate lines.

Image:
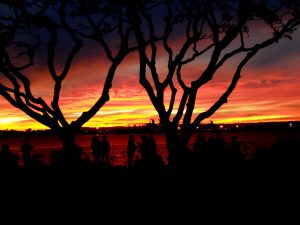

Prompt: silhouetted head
xmin=232 ymin=136 xmax=237 ymax=142
xmin=92 ymin=135 xmax=98 ymax=141
xmin=216 ymin=132 xmax=223 ymax=138
xmin=141 ymin=135 xmax=147 ymax=142
xmin=103 ymin=134 xmax=107 ymax=140
xmin=129 ymin=134 xmax=134 ymax=141
xmin=197 ymin=134 xmax=205 ymax=141
xmin=1 ymin=144 xmax=10 ymax=155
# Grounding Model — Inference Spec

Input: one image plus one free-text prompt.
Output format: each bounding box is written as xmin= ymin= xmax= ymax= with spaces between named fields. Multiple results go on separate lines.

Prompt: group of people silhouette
xmin=0 ymin=134 xmax=162 ymax=174
xmin=91 ymin=134 xmax=163 ymax=174
xmin=192 ymin=133 xmax=245 ymax=164
xmin=0 ymin=132 xmax=299 ymax=176
xmin=127 ymin=134 xmax=164 ymax=173
xmin=128 ymin=134 xmax=164 ymax=175
xmin=91 ymin=134 xmax=110 ymax=164
xmin=0 ymin=141 xmax=33 ymax=175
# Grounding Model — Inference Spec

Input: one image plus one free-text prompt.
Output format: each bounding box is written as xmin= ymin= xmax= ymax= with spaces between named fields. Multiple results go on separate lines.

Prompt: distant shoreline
xmin=1 ymin=122 xmax=300 ymax=138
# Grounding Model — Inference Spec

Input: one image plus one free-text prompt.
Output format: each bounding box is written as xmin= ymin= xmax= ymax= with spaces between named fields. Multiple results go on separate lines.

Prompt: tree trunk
xmin=49 ymin=128 xmax=83 ymax=174
xmin=57 ymin=128 xmax=82 ymax=159
xmin=59 ymin=129 xmax=76 ymax=150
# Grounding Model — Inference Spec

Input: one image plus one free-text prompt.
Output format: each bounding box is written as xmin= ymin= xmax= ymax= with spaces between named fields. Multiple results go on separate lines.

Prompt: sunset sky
xmin=1 ymin=2 xmax=300 ymax=131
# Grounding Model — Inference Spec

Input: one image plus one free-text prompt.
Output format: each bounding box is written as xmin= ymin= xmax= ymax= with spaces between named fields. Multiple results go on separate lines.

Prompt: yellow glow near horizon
xmin=212 ymin=115 xmax=299 ymax=124
xmin=1 ymin=111 xmax=299 ymax=131
xmin=0 ymin=117 xmax=27 ymax=124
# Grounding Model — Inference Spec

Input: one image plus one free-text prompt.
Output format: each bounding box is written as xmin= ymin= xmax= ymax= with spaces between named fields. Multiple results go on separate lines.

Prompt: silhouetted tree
xmin=0 ymin=0 xmax=136 ymax=151
xmin=126 ymin=0 xmax=300 ymax=165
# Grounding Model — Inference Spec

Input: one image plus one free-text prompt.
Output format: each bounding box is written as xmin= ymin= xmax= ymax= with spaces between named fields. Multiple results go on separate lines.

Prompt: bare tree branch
xmin=163 ymin=0 xmax=174 ymax=66
xmin=181 ymin=44 xmax=214 ymax=65
xmin=192 ymin=50 xmax=257 ymax=128
xmin=172 ymin=89 xmax=190 ymax=126
xmin=166 ymin=81 xmax=177 ymax=117
xmin=2 ymin=50 xmax=55 ymax=117
xmin=0 ymin=70 xmax=59 ymax=129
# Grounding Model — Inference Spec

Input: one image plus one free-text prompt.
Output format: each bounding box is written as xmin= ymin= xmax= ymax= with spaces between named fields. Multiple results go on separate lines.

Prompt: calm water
xmin=0 ymin=130 xmax=299 ymax=166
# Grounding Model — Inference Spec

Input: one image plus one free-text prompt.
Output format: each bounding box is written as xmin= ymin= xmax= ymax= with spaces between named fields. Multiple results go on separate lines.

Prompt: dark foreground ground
xmin=1 ymin=135 xmax=299 ymax=223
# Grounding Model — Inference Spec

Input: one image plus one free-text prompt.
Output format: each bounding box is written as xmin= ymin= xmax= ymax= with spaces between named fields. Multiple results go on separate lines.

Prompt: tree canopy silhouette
xmin=126 ymin=0 xmax=300 ymax=164
xmin=0 ymin=0 xmax=136 ymax=149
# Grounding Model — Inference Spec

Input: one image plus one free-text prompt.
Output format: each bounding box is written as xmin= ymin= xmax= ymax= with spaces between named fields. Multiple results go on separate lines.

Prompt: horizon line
xmin=1 ymin=120 xmax=299 ymax=132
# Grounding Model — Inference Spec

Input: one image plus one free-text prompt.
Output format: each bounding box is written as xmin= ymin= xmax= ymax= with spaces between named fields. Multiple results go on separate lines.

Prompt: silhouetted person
xmin=193 ymin=134 xmax=207 ymax=163
xmin=91 ymin=135 xmax=101 ymax=163
xmin=21 ymin=140 xmax=33 ymax=169
xmin=269 ymin=135 xmax=300 ymax=170
xmin=0 ymin=144 xmax=19 ymax=175
xmin=206 ymin=137 xmax=216 ymax=161
xmin=215 ymin=133 xmax=225 ymax=152
xmin=138 ymin=135 xmax=148 ymax=160
xmin=214 ymin=132 xmax=226 ymax=162
xmin=148 ymin=135 xmax=157 ymax=156
xmin=101 ymin=135 xmax=110 ymax=164
xmin=229 ymin=136 xmax=244 ymax=164
xmin=136 ymin=135 xmax=165 ymax=175
xmin=127 ymin=135 xmax=137 ymax=169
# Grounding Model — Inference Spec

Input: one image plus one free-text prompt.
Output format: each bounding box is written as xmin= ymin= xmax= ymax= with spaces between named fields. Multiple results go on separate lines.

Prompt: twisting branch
xmin=2 ymin=50 xmax=55 ymax=118
xmin=1 ymin=71 xmax=43 ymax=113
xmin=171 ymin=63 xmax=190 ymax=126
xmin=181 ymin=44 xmax=214 ymax=65
xmin=47 ymin=25 xmax=59 ymax=81
xmin=166 ymin=81 xmax=177 ymax=117
xmin=127 ymin=3 xmax=160 ymax=110
xmin=58 ymin=2 xmax=83 ymax=80
xmin=46 ymin=25 xmax=69 ymax=127
xmin=0 ymin=70 xmax=59 ymax=128
xmin=206 ymin=1 xmax=219 ymax=44
xmin=163 ymin=0 xmax=174 ymax=66
xmin=73 ymin=4 xmax=139 ymax=128
xmin=84 ymin=12 xmax=115 ymax=62
xmin=46 ymin=2 xmax=84 ymax=127
xmin=139 ymin=7 xmax=160 ymax=87
xmin=192 ymin=50 xmax=257 ymax=128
